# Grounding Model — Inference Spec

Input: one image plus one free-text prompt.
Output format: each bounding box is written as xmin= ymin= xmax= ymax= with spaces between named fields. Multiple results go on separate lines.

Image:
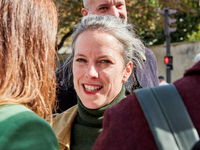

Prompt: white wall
xmin=150 ymin=41 xmax=200 ymax=83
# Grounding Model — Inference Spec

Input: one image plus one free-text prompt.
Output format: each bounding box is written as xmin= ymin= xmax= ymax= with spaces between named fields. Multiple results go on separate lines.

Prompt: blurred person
xmin=53 ymin=15 xmax=145 ymax=150
xmin=0 ymin=0 xmax=59 ymax=149
xmin=55 ymin=0 xmax=159 ymax=113
xmin=194 ymin=53 xmax=200 ymax=63
xmin=185 ymin=53 xmax=200 ymax=73
xmin=158 ymin=75 xmax=169 ymax=86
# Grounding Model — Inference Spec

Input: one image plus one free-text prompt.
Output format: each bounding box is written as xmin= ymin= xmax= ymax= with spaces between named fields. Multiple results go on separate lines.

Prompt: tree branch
xmin=57 ymin=29 xmax=73 ymax=50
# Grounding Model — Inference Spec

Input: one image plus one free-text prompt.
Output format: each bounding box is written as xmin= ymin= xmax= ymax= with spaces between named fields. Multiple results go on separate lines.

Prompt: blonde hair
xmin=0 ymin=0 xmax=58 ymax=124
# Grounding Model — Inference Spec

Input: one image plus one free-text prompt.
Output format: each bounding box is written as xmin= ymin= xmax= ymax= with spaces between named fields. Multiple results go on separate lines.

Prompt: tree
xmin=55 ymin=0 xmax=83 ymax=50
xmin=55 ymin=0 xmax=200 ymax=50
xmin=126 ymin=0 xmax=200 ymax=46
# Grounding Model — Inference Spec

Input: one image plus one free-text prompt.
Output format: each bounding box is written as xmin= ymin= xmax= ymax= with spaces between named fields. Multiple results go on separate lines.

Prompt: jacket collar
xmin=53 ymin=105 xmax=78 ymax=149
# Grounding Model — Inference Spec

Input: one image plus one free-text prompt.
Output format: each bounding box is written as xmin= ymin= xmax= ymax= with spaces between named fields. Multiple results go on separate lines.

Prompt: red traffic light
xmin=164 ymin=56 xmax=173 ymax=70
xmin=164 ymin=56 xmax=169 ymax=64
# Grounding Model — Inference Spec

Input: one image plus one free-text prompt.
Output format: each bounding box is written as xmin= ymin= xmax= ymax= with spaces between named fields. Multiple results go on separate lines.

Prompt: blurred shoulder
xmin=0 ymin=104 xmax=53 ymax=130
xmin=145 ymin=47 xmax=155 ymax=56
xmin=144 ymin=47 xmax=157 ymax=63
xmin=0 ymin=104 xmax=59 ymax=150
xmin=0 ymin=104 xmax=39 ymax=121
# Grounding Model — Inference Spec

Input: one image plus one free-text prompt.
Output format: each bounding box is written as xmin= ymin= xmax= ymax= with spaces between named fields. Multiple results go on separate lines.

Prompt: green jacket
xmin=0 ymin=104 xmax=59 ymax=150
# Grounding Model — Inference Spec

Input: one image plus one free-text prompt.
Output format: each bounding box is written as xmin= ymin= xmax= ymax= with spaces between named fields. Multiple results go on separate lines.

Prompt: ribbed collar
xmin=76 ymin=86 xmax=126 ymax=128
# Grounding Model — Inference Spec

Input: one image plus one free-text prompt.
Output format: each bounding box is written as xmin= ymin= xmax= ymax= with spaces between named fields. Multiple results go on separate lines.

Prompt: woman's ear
xmin=81 ymin=8 xmax=89 ymax=16
xmin=122 ymin=61 xmax=133 ymax=83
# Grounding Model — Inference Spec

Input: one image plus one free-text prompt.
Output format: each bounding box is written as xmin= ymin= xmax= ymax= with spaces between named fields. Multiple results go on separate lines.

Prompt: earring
xmin=122 ymin=79 xmax=126 ymax=83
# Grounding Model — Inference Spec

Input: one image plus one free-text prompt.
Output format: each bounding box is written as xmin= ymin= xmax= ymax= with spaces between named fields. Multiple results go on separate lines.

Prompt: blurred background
xmin=55 ymin=0 xmax=200 ymax=83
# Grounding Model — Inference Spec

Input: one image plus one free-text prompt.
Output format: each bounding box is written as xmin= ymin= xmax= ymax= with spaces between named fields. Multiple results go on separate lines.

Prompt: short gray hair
xmin=82 ymin=0 xmax=90 ymax=9
xmin=59 ymin=15 xmax=145 ymax=93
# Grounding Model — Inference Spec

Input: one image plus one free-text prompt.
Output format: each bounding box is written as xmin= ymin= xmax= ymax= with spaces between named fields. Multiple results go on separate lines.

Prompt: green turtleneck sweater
xmin=70 ymin=86 xmax=125 ymax=150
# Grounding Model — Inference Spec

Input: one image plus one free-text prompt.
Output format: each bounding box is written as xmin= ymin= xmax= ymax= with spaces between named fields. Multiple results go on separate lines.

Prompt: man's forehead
xmin=91 ymin=0 xmax=126 ymax=6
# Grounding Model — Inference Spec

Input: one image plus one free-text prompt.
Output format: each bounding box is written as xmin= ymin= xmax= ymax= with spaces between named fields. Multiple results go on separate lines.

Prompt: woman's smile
xmin=83 ymin=84 xmax=103 ymax=92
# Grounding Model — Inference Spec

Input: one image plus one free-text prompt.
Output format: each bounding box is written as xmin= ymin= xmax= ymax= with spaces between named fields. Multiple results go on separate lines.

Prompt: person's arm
xmin=0 ymin=110 xmax=59 ymax=150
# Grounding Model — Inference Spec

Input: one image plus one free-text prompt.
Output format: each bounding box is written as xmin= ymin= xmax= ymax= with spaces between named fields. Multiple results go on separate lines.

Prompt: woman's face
xmin=73 ymin=30 xmax=132 ymax=109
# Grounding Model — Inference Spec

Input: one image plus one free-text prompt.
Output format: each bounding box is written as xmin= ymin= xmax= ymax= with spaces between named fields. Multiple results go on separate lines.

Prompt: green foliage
xmin=186 ymin=24 xmax=200 ymax=41
xmin=126 ymin=0 xmax=200 ymax=46
xmin=55 ymin=0 xmax=83 ymax=49
xmin=55 ymin=0 xmax=200 ymax=49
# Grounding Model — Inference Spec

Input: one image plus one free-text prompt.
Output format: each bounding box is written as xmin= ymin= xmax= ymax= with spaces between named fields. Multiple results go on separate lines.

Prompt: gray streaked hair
xmin=58 ymin=15 xmax=145 ymax=94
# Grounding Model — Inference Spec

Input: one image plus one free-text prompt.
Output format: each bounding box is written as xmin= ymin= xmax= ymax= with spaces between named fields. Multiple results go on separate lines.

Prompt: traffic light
xmin=164 ymin=56 xmax=173 ymax=70
xmin=158 ymin=8 xmax=177 ymax=82
xmin=164 ymin=8 xmax=177 ymax=36
xmin=158 ymin=8 xmax=177 ymax=36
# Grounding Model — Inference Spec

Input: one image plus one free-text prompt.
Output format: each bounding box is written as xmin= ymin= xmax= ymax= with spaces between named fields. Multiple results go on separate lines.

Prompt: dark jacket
xmin=137 ymin=48 xmax=159 ymax=88
xmin=93 ymin=61 xmax=200 ymax=150
xmin=55 ymin=48 xmax=159 ymax=113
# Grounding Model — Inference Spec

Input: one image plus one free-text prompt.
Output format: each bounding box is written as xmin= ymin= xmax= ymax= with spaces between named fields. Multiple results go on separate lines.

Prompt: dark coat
xmin=55 ymin=48 xmax=159 ymax=113
xmin=93 ymin=61 xmax=200 ymax=150
xmin=137 ymin=47 xmax=159 ymax=88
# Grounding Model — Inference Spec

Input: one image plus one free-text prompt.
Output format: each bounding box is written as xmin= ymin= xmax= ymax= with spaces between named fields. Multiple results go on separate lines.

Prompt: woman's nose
xmin=85 ymin=64 xmax=98 ymax=79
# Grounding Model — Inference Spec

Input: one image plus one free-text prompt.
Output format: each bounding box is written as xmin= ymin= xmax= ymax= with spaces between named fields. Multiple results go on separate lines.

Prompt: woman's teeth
xmin=84 ymin=85 xmax=102 ymax=92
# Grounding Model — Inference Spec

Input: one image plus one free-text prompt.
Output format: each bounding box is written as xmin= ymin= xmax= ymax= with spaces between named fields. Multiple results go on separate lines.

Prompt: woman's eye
xmin=76 ymin=58 xmax=86 ymax=62
xmin=100 ymin=60 xmax=111 ymax=63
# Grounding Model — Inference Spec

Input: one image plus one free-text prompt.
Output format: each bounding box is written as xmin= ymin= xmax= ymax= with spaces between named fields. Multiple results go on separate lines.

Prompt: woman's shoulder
xmin=0 ymin=104 xmax=31 ymax=112
xmin=0 ymin=104 xmax=59 ymax=150
xmin=0 ymin=104 xmax=36 ymax=121
xmin=53 ymin=104 xmax=78 ymax=122
xmin=53 ymin=105 xmax=78 ymax=148
xmin=53 ymin=104 xmax=78 ymax=130
xmin=0 ymin=104 xmax=52 ymax=133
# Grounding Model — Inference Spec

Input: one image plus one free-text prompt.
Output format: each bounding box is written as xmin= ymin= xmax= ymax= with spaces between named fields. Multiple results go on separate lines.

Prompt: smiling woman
xmin=73 ymin=29 xmax=131 ymax=109
xmin=53 ymin=15 xmax=145 ymax=150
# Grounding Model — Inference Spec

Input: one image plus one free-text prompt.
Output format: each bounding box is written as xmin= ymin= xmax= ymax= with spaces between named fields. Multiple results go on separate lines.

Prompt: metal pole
xmin=164 ymin=8 xmax=171 ymax=83
xmin=166 ymin=35 xmax=171 ymax=83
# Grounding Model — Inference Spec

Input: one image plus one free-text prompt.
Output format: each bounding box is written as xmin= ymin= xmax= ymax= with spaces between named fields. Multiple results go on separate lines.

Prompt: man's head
xmin=194 ymin=53 xmax=200 ymax=63
xmin=158 ymin=76 xmax=164 ymax=83
xmin=81 ymin=0 xmax=127 ymax=24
